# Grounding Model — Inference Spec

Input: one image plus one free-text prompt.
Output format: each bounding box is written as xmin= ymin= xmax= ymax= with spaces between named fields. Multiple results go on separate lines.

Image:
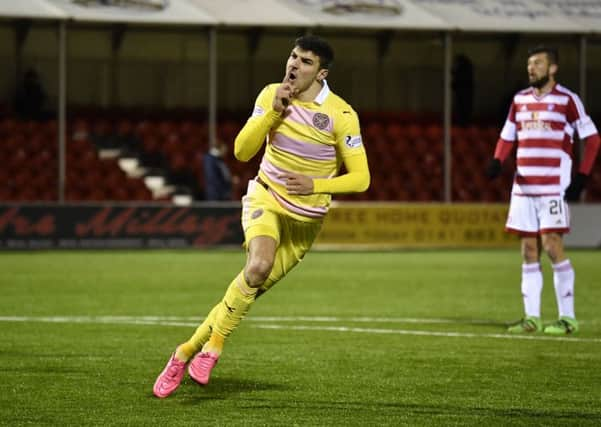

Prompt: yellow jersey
xmin=234 ymin=80 xmax=369 ymax=221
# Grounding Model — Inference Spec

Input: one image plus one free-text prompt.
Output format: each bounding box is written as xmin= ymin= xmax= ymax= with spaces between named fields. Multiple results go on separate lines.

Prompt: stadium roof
xmin=279 ymin=0 xmax=450 ymax=30
xmin=187 ymin=0 xmax=313 ymax=27
xmin=410 ymin=0 xmax=590 ymax=34
xmin=0 ymin=0 xmax=67 ymax=20
xmin=46 ymin=0 xmax=217 ymax=25
xmin=3 ymin=0 xmax=601 ymax=34
xmin=539 ymin=0 xmax=601 ymax=34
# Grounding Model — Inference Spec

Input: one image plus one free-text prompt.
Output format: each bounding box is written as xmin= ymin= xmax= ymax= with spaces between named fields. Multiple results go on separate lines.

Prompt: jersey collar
xmin=530 ymin=82 xmax=556 ymax=100
xmin=314 ymin=80 xmax=330 ymax=105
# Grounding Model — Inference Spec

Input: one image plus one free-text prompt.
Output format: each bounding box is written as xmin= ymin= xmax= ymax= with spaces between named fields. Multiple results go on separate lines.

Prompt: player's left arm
xmin=281 ymin=108 xmax=370 ymax=195
xmin=313 ymin=108 xmax=370 ymax=194
xmin=564 ymin=94 xmax=601 ymax=200
xmin=281 ymin=154 xmax=369 ymax=195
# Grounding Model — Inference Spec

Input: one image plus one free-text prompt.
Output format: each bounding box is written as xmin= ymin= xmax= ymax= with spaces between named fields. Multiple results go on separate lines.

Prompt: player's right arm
xmin=235 ymin=80 xmax=296 ymax=162
xmin=234 ymin=85 xmax=281 ymax=162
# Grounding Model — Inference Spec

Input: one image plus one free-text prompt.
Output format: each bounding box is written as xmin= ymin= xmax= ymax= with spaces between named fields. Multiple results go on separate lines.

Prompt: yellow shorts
xmin=241 ymin=179 xmax=323 ymax=291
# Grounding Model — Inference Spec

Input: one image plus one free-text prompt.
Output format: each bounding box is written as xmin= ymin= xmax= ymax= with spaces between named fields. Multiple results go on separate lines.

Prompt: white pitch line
xmin=0 ymin=316 xmax=600 ymax=343
xmin=252 ymin=324 xmax=601 ymax=343
xmin=249 ymin=316 xmax=500 ymax=324
xmin=0 ymin=316 xmax=198 ymax=328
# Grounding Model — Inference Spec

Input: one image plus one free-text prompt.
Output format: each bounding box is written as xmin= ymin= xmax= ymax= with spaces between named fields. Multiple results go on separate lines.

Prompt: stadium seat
xmin=406 ymin=124 xmax=423 ymax=141
xmin=2 ymin=113 xmax=599 ymax=204
xmin=423 ymin=123 xmax=443 ymax=144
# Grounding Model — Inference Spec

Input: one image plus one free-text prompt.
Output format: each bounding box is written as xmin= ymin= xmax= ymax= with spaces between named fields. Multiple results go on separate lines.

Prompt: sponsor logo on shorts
xmin=345 ymin=135 xmax=363 ymax=149
xmin=251 ymin=209 xmax=263 ymax=220
xmin=313 ymin=113 xmax=330 ymax=130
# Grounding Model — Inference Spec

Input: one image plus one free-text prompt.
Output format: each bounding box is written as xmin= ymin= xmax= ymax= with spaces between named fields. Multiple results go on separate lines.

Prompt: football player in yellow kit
xmin=153 ymin=35 xmax=370 ymax=398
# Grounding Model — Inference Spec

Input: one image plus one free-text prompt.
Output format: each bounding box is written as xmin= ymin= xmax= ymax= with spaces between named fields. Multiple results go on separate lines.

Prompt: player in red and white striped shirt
xmin=486 ymin=45 xmax=600 ymax=335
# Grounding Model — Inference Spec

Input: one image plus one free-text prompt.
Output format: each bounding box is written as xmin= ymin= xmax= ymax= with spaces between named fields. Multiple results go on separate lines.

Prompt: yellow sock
xmin=202 ymin=271 xmax=257 ymax=355
xmin=202 ymin=333 xmax=224 ymax=355
xmin=175 ymin=302 xmax=221 ymax=361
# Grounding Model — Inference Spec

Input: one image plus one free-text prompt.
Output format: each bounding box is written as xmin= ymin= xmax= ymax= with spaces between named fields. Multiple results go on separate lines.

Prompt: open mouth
xmin=288 ymin=71 xmax=297 ymax=82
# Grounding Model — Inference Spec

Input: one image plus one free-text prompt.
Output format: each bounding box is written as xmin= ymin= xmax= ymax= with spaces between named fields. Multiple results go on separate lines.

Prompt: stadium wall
xmin=1 ymin=203 xmax=599 ymax=250
xmin=2 ymin=24 xmax=601 ymax=119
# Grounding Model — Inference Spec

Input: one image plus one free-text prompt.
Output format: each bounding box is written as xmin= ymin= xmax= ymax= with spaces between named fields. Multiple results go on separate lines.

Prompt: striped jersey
xmin=500 ymin=83 xmax=598 ymax=196
xmin=251 ymin=81 xmax=365 ymax=221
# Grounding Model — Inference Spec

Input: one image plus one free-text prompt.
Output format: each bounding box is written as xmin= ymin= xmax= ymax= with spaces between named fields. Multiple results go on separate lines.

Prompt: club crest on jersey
xmin=532 ymin=111 xmax=539 ymax=120
xmin=547 ymin=104 xmax=555 ymax=111
xmin=313 ymin=113 xmax=330 ymax=130
xmin=520 ymin=105 xmax=528 ymax=111
xmin=345 ymin=135 xmax=363 ymax=149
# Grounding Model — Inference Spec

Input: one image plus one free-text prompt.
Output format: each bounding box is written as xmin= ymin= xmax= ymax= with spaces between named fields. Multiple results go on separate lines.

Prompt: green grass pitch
xmin=1 ymin=249 xmax=601 ymax=426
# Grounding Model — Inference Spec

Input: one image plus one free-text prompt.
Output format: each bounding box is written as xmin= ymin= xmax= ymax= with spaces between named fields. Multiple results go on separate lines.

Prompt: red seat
xmin=157 ymin=120 xmax=177 ymax=138
xmin=142 ymin=135 xmax=161 ymax=154
xmin=364 ymin=122 xmax=384 ymax=142
xmin=169 ymin=151 xmax=188 ymax=173
xmin=406 ymin=124 xmax=422 ymax=141
xmin=162 ymin=134 xmax=182 ymax=156
xmin=218 ymin=120 xmax=242 ymax=144
xmin=423 ymin=123 xmax=443 ymax=144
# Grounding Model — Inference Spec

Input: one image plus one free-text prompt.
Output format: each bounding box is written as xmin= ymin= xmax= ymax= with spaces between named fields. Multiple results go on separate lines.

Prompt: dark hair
xmin=294 ymin=35 xmax=334 ymax=70
xmin=528 ymin=45 xmax=559 ymax=65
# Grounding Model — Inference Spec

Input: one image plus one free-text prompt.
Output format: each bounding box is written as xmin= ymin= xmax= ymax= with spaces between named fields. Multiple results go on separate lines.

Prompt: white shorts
xmin=505 ymin=195 xmax=570 ymax=236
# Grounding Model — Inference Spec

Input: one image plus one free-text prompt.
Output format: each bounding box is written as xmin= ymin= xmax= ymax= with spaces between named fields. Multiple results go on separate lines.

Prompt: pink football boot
xmin=153 ymin=353 xmax=187 ymax=398
xmin=188 ymin=352 xmax=219 ymax=385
